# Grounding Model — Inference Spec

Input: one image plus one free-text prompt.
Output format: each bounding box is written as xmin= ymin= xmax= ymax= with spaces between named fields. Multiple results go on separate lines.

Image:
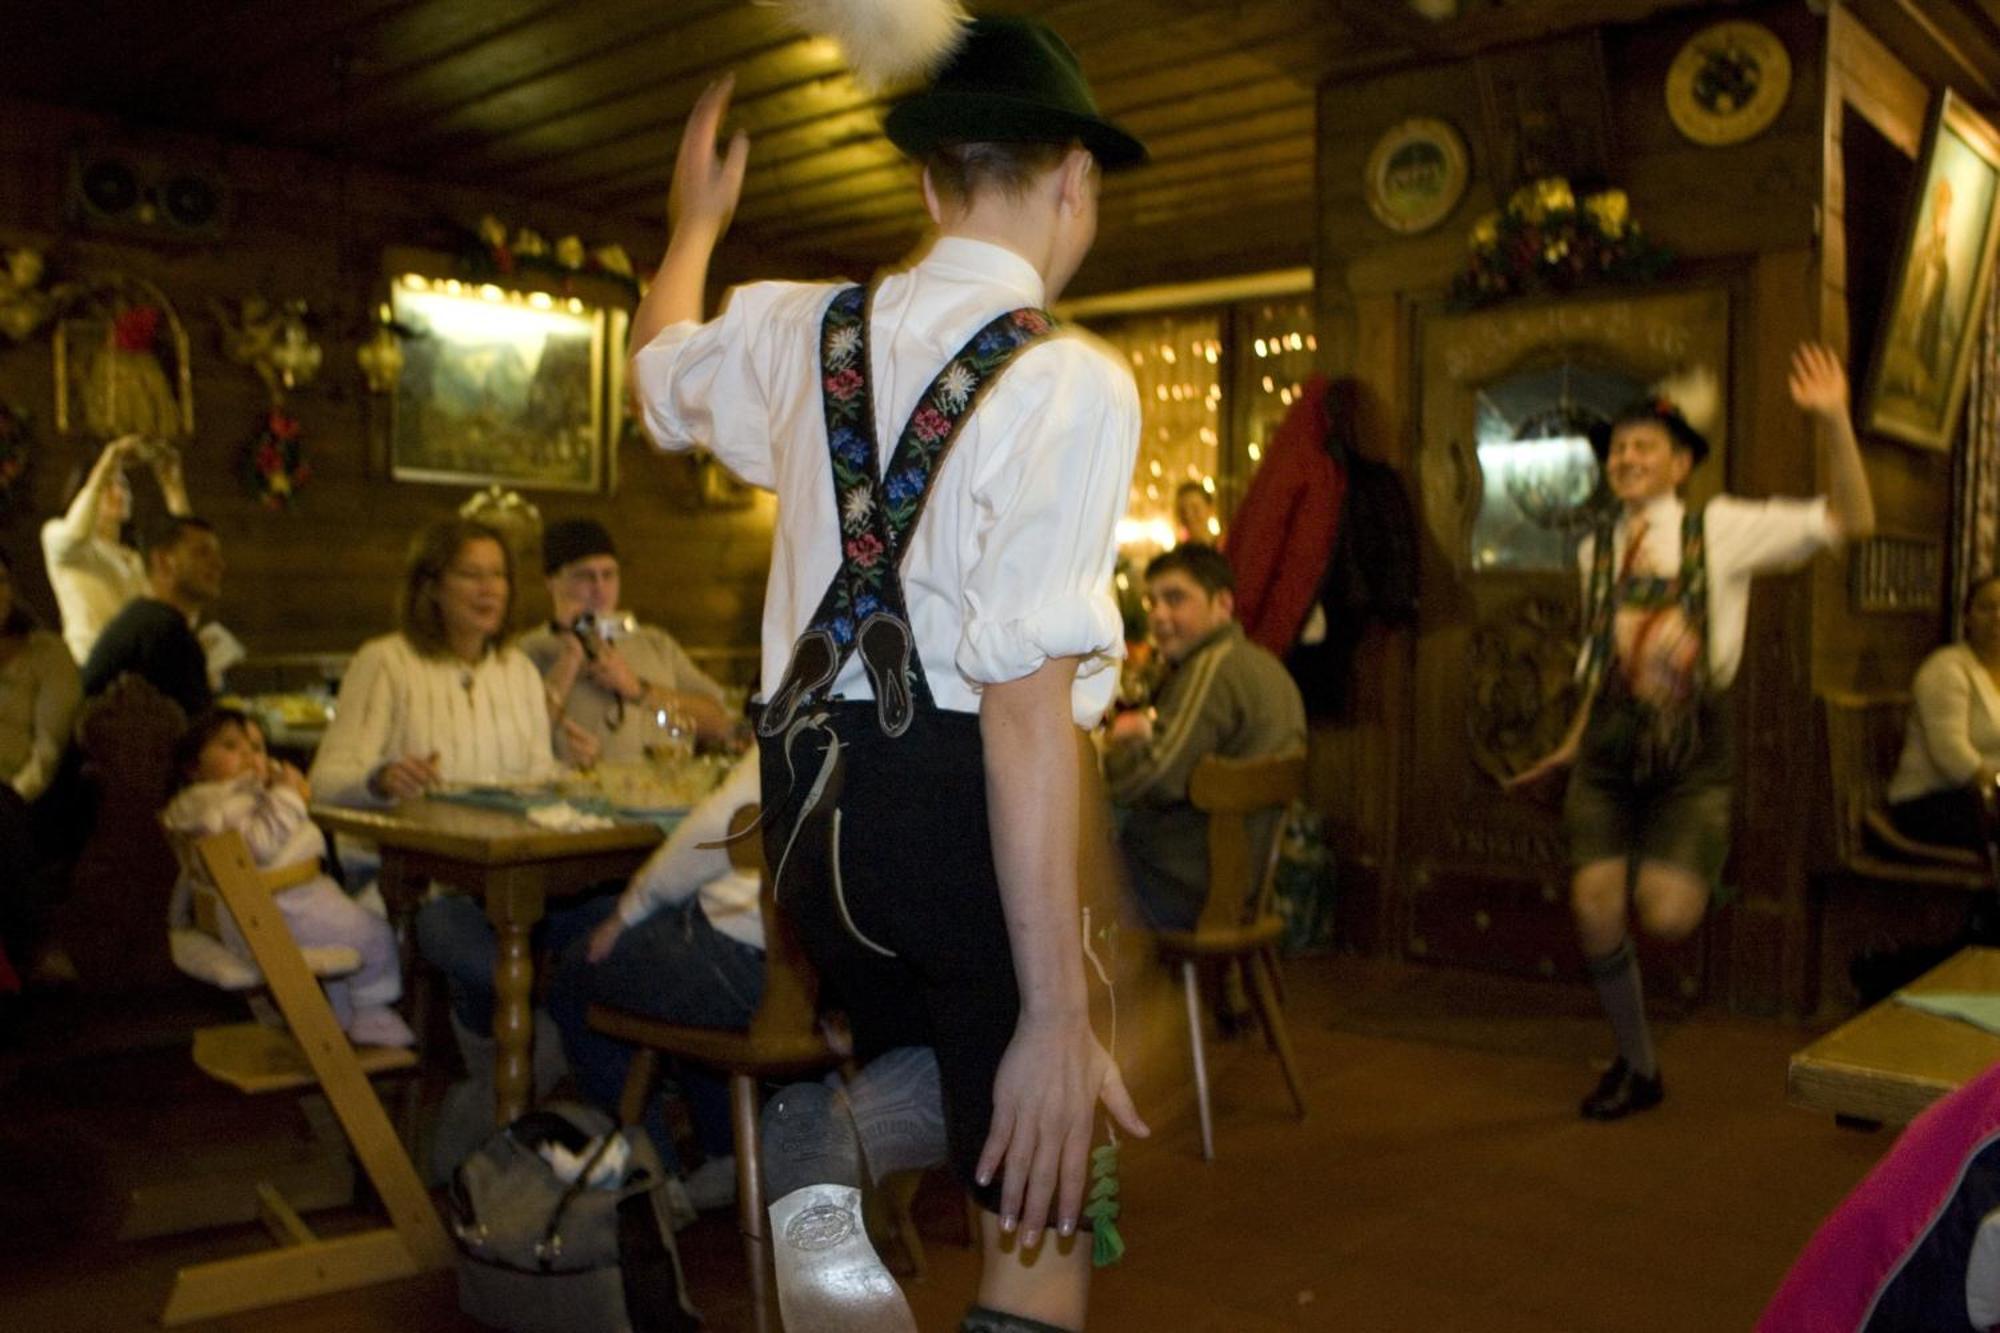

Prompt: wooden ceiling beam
xmin=492 ymin=30 xmax=1327 ymax=203
xmin=261 ymin=0 xmax=751 ymax=144
xmin=584 ymin=75 xmax=1309 ymax=217
xmin=725 ymin=128 xmax=1312 ymax=231
xmin=414 ymin=0 xmax=1333 ymax=181
xmin=744 ymin=151 xmax=1313 ymax=253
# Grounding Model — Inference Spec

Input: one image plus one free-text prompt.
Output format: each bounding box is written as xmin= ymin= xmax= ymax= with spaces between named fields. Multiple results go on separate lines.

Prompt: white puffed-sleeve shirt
xmin=631 ymin=237 xmax=1141 ymax=729
xmin=309 ymin=633 xmax=560 ymax=806
xmin=1575 ymin=492 xmax=1838 ymax=690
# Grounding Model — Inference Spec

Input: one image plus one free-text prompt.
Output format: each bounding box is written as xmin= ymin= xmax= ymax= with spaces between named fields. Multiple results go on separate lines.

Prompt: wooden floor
xmin=0 ymin=957 xmax=1892 ymax=1332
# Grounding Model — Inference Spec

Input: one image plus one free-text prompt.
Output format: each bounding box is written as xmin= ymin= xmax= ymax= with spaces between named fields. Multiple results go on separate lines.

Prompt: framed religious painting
xmin=385 ymin=273 xmax=616 ymax=492
xmin=1861 ymin=90 xmax=2000 ymax=451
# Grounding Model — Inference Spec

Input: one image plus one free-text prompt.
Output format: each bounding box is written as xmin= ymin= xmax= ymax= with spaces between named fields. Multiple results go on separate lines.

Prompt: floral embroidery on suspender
xmin=759 ymin=286 xmax=1056 ymax=739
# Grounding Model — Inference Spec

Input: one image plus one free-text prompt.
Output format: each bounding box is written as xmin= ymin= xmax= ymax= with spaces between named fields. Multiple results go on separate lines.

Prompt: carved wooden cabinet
xmin=1402 ymin=287 xmax=1732 ymax=1001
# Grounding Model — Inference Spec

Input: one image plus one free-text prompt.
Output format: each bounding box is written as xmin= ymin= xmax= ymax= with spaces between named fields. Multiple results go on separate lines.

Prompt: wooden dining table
xmin=312 ymin=797 xmax=666 ymax=1124
xmin=1789 ymin=946 xmax=2000 ymax=1126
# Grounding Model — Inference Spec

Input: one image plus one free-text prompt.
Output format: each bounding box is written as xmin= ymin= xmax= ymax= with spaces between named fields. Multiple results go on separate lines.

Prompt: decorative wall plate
xmin=1665 ymin=20 xmax=1791 ymax=147
xmin=1365 ymin=117 xmax=1470 ymax=235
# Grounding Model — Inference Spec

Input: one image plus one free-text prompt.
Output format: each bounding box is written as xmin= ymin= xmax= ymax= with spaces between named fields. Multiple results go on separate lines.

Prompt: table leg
xmin=485 ymin=870 xmax=545 ymax=1125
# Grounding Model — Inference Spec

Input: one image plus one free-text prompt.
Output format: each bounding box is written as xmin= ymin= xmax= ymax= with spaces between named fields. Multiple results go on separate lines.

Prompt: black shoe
xmin=1579 ymin=1058 xmax=1664 ymax=1121
xmin=761 ymin=1082 xmax=864 ymax=1201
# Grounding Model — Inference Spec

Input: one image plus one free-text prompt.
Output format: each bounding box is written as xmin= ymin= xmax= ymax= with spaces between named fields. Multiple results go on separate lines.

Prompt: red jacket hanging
xmin=1225 ymin=375 xmax=1348 ymax=657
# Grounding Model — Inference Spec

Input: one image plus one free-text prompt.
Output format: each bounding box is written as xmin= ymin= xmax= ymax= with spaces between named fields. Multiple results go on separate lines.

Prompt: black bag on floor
xmin=449 ymin=1102 xmax=700 ymax=1333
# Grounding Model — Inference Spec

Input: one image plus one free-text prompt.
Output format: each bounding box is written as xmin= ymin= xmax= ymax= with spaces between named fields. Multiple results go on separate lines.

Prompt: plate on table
xmin=580 ymin=761 xmax=722 ymax=817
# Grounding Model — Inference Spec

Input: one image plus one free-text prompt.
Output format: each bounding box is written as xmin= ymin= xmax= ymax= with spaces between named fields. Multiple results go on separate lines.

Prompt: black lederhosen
xmin=757 ymin=703 xmax=1017 ymax=1213
xmin=1564 ymin=680 xmax=1735 ymax=884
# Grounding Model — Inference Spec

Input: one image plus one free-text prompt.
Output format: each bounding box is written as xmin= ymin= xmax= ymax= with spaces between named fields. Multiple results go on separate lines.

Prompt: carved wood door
xmin=1403 ymin=287 xmax=1731 ymax=1001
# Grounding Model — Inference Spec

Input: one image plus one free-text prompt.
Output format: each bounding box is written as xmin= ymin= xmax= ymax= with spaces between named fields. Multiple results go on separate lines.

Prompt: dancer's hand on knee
xmin=976 ymin=1015 xmax=1148 ymax=1248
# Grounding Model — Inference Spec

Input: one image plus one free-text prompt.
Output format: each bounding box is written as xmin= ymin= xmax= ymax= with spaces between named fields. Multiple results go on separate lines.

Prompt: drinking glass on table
xmin=642 ymin=704 xmax=696 ymax=775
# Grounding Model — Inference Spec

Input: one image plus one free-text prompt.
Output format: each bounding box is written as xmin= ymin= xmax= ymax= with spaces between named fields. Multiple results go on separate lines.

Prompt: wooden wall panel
xmin=0 ymin=97 xmax=772 ymax=676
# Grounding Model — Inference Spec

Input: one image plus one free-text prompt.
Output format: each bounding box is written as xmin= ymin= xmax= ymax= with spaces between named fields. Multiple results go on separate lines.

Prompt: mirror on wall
xmin=1469 ymin=360 xmax=1642 ymax=573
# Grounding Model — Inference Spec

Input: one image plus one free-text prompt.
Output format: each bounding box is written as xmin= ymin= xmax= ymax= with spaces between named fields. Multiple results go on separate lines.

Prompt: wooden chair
xmin=587 ymin=805 xmax=848 ymax=1333
xmin=1155 ymin=750 xmax=1310 ymax=1161
xmin=1813 ymin=690 xmax=1995 ymax=1016
xmin=65 ymin=673 xmax=185 ymax=990
xmin=153 ymin=830 xmax=452 ymax=1326
xmin=1819 ymin=690 xmax=1994 ymax=885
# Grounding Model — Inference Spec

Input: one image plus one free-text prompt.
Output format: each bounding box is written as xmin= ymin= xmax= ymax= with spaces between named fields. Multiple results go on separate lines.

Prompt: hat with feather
xmin=1588 ymin=365 xmax=1720 ymax=467
xmin=768 ymin=2 xmax=1147 ymax=169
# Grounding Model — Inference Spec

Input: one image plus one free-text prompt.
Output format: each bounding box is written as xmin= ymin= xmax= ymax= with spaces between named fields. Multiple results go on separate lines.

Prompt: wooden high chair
xmin=1154 ymin=750 xmax=1311 ymax=1161
xmin=153 ymin=830 xmax=452 ymax=1326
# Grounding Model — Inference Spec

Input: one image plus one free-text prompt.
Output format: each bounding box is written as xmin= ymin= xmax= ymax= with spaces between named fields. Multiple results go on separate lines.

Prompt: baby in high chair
xmin=164 ymin=706 xmax=414 ymax=1048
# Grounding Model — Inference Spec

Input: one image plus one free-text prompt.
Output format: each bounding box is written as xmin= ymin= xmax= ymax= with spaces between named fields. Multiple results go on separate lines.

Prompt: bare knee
xmin=1569 ymin=861 xmax=1628 ymax=955
xmin=1633 ymin=865 xmax=1707 ymax=941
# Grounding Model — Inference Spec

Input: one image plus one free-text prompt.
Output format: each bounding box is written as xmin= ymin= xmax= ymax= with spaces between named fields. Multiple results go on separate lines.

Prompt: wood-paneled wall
xmin=1309 ymin=0 xmax=1968 ymax=1013
xmin=0 ymin=95 xmax=784 ymax=674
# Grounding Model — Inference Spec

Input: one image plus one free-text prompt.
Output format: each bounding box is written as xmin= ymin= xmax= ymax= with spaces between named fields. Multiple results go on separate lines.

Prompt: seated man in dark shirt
xmin=81 ymin=515 xmax=223 ymax=719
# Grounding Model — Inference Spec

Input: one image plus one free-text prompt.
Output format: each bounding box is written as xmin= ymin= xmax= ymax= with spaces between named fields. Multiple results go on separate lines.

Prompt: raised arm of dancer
xmin=1789 ymin=342 xmax=1875 ymax=542
xmin=630 ymin=76 xmax=750 ymax=358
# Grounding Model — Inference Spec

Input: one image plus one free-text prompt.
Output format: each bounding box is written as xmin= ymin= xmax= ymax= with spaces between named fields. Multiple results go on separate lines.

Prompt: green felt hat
xmin=883 ymin=17 xmax=1148 ymax=171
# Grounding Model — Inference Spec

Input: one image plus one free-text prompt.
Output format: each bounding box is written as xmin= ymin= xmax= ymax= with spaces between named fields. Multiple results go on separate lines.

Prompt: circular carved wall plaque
xmin=1665 ymin=20 xmax=1791 ymax=147
xmin=1365 ymin=117 xmax=1470 ymax=235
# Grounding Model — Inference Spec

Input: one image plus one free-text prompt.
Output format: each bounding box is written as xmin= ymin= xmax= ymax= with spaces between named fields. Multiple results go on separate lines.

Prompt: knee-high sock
xmin=1585 ymin=936 xmax=1657 ymax=1078
xmin=960 ymin=1305 xmax=1077 ymax=1333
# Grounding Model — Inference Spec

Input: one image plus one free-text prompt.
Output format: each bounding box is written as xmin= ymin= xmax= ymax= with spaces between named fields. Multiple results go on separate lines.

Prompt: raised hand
xmin=1788 ymin=342 xmax=1850 ymax=421
xmin=669 ymin=76 xmax=751 ymax=240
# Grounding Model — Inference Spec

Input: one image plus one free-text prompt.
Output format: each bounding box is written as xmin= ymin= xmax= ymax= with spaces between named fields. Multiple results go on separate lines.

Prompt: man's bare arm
xmin=628 ymin=77 xmax=749 ymax=361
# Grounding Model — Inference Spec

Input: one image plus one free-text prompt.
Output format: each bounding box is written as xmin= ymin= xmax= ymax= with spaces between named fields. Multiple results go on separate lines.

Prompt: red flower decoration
xmin=824 ymin=368 xmax=863 ymax=401
xmin=911 ymin=405 xmax=950 ymax=443
xmin=267 ymin=410 xmax=301 ymax=440
xmin=843 ymin=532 xmax=884 ymax=569
xmin=113 ymin=306 xmax=160 ymax=351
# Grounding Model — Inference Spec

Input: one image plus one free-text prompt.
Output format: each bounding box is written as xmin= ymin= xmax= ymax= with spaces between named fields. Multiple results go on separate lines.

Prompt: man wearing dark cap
xmin=629 ymin=16 xmax=1149 ymax=1331
xmin=517 ymin=517 xmax=731 ymax=765
xmin=1508 ymin=345 xmax=1872 ymax=1122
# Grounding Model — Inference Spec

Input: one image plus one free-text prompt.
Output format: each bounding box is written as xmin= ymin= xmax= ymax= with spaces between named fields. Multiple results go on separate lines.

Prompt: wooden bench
xmin=1811 ymin=690 xmax=1993 ymax=1016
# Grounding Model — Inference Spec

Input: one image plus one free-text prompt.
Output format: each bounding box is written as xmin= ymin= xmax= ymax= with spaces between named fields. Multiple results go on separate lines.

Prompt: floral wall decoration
xmin=1450 ymin=177 xmax=1672 ymax=309
xmin=54 ymin=275 xmax=194 ymax=439
xmin=0 ymin=248 xmax=66 ymax=343
xmin=241 ymin=407 xmax=308 ymax=509
xmin=454 ymin=214 xmax=638 ymax=295
xmin=213 ymin=296 xmax=323 ymax=404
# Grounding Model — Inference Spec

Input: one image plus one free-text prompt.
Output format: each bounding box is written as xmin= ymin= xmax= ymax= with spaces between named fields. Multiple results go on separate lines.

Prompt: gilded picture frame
xmin=1861 ymin=90 xmax=2000 ymax=452
xmin=387 ymin=274 xmax=613 ymax=492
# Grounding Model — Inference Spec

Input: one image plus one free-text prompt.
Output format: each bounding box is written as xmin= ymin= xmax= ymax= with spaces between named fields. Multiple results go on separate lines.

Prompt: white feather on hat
xmin=1650 ymin=364 xmax=1720 ymax=434
xmin=762 ymin=0 xmax=971 ymax=91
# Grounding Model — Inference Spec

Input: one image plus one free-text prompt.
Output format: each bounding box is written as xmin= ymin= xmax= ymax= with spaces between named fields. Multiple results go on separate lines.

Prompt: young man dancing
xmin=1511 ymin=346 xmax=1874 ymax=1120
xmin=628 ymin=18 xmax=1149 ymax=1330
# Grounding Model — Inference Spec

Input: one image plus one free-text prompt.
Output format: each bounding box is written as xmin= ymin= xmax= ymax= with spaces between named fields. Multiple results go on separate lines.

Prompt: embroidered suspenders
xmin=1578 ymin=507 xmax=1710 ymax=703
xmin=758 ymin=283 xmax=1058 ymax=740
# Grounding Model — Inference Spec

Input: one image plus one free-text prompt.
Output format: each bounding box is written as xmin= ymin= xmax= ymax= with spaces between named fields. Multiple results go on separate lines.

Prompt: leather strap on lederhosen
xmin=757 ymin=282 xmax=1058 ymax=741
xmin=1578 ymin=506 xmax=1711 ymax=780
